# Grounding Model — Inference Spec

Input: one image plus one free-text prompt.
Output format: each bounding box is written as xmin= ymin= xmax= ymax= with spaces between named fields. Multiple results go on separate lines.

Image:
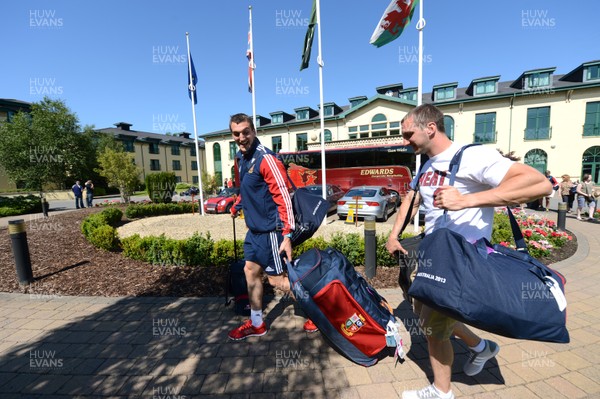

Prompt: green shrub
xmin=293 ymin=236 xmax=329 ymax=257
xmin=101 ymin=208 xmax=123 ymax=225
xmin=81 ymin=213 xmax=107 ymax=237
xmin=88 ymin=225 xmax=117 ymax=250
xmin=146 ymin=172 xmax=177 ymax=204
xmin=329 ymin=233 xmax=365 ymax=266
xmin=491 ymin=212 xmax=513 ymax=245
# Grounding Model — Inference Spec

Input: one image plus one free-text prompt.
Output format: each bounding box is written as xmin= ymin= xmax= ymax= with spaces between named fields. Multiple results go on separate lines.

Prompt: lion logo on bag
xmin=341 ymin=313 xmax=366 ymax=337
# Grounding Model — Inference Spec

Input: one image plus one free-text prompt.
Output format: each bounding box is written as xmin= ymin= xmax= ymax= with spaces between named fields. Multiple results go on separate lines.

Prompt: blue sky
xmin=2 ymin=0 xmax=599 ymax=137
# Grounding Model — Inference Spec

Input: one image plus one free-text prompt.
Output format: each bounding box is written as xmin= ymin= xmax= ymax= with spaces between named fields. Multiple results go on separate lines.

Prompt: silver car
xmin=337 ymin=186 xmax=397 ymax=222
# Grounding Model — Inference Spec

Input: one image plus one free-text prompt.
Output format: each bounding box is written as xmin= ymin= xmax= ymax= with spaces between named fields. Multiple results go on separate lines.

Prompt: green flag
xmin=300 ymin=0 xmax=317 ymax=71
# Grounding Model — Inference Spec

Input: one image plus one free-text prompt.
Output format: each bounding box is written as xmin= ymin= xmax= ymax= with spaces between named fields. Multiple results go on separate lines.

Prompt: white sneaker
xmin=463 ymin=339 xmax=500 ymax=376
xmin=402 ymin=384 xmax=454 ymax=399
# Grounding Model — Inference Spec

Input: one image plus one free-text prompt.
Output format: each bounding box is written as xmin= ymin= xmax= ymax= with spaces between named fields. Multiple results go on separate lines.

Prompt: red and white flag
xmin=247 ymin=28 xmax=253 ymax=93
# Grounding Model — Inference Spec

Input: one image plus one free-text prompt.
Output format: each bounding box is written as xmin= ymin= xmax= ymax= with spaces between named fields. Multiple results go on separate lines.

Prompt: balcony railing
xmin=473 ymin=130 xmax=497 ymax=144
xmin=583 ymin=124 xmax=600 ymax=137
xmin=524 ymin=126 xmax=552 ymax=140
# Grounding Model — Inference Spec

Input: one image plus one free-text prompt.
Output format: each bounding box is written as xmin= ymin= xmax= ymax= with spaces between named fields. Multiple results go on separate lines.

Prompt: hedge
xmin=0 ymin=195 xmax=43 ymax=217
xmin=125 ymin=202 xmax=199 ymax=219
xmin=146 ymin=172 xmax=177 ymax=204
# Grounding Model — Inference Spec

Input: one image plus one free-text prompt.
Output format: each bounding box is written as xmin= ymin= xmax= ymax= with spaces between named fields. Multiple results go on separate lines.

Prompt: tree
xmin=0 ymin=97 xmax=90 ymax=194
xmin=200 ymin=170 xmax=220 ymax=196
xmin=95 ymin=147 xmax=141 ymax=203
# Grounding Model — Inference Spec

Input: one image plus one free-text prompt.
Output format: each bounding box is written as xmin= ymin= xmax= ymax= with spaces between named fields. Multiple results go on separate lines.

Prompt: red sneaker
xmin=303 ymin=319 xmax=319 ymax=333
xmin=228 ymin=320 xmax=267 ymax=341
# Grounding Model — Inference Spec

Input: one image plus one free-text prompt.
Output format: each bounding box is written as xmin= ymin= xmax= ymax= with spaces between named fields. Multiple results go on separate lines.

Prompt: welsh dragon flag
xmin=370 ymin=0 xmax=418 ymax=48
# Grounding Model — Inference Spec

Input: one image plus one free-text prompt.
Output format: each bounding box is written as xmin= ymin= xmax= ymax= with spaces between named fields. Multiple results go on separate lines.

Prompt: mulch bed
xmin=0 ymin=207 xmax=578 ymax=298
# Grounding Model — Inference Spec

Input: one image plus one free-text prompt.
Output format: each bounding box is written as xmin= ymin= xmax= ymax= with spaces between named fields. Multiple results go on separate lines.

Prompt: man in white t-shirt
xmin=386 ymin=104 xmax=552 ymax=399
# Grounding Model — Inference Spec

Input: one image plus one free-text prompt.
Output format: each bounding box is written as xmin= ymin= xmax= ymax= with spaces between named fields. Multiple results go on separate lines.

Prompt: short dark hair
xmin=229 ymin=113 xmax=255 ymax=133
xmin=405 ymin=104 xmax=445 ymax=133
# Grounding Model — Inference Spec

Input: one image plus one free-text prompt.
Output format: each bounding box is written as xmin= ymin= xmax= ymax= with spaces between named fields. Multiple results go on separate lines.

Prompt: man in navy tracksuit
xmin=227 ymin=113 xmax=318 ymax=340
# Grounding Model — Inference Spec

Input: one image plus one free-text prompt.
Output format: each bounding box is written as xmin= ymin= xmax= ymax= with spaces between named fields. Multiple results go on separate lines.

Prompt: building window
xmin=323 ymin=129 xmax=332 ymax=142
xmin=213 ymin=143 xmax=222 ymax=186
xmin=359 ymin=125 xmax=369 ymax=139
xmin=171 ymin=145 xmax=180 ymax=156
xmin=583 ymin=101 xmax=600 ymax=136
xmin=525 ymin=72 xmax=551 ymax=89
xmin=524 ymin=149 xmax=548 ymax=175
xmin=350 ymin=97 xmax=366 ymax=107
xmin=149 ymin=142 xmax=160 ymax=154
xmin=296 ymin=110 xmax=309 ymax=120
xmin=296 ymin=133 xmax=308 ymax=151
xmin=190 ymin=146 xmax=196 ymax=156
xmin=444 ymin=116 xmax=455 ymax=141
xmin=191 ymin=161 xmax=198 ymax=170
xmin=371 ymin=113 xmax=387 ymax=134
xmin=150 ymin=160 xmax=161 ymax=171
xmin=474 ymin=112 xmax=496 ymax=143
xmin=175 ymin=176 xmax=182 ymax=183
xmin=525 ymin=107 xmax=551 ymax=140
xmin=271 ymin=114 xmax=283 ymax=124
xmin=192 ymin=175 xmax=199 ymax=184
xmin=272 ymin=136 xmax=282 ymax=153
xmin=399 ymin=90 xmax=417 ymax=102
xmin=172 ymin=160 xmax=181 ymax=170
xmin=585 ymin=65 xmax=600 ymax=81
xmin=229 ymin=141 xmax=237 ymax=160
xmin=474 ymin=81 xmax=496 ymax=96
xmin=582 ymin=146 xmax=600 ymax=184
xmin=122 ymin=140 xmax=135 ymax=152
xmin=324 ymin=106 xmax=334 ymax=116
xmin=0 ymin=111 xmax=7 ymax=122
xmin=434 ymin=87 xmax=456 ymax=101
xmin=389 ymin=121 xmax=400 ymax=136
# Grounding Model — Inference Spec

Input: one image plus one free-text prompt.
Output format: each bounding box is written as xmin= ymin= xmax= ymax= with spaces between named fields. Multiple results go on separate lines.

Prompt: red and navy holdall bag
xmin=287 ymin=247 xmax=398 ymax=367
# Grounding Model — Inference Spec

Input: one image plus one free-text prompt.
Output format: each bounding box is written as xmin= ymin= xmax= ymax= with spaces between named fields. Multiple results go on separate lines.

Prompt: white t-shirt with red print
xmin=411 ymin=143 xmax=514 ymax=241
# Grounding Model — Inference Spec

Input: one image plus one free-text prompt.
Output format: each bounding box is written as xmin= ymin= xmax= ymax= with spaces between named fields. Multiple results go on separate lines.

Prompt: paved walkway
xmin=0 ymin=213 xmax=598 ymax=398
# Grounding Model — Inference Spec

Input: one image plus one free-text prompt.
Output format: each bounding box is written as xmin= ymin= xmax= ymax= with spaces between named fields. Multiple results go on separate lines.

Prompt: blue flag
xmin=187 ymin=54 xmax=198 ymax=104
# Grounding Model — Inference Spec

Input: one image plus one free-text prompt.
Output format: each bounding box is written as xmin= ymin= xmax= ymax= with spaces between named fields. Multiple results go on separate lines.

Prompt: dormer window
xmin=433 ymin=84 xmax=457 ymax=102
xmin=526 ymin=72 xmax=551 ymax=89
xmin=474 ymin=80 xmax=497 ymax=95
xmin=585 ymin=64 xmax=600 ymax=81
xmin=349 ymin=96 xmax=367 ymax=108
xmin=324 ymin=106 xmax=334 ymax=116
xmin=399 ymin=89 xmax=417 ymax=102
xmin=271 ymin=113 xmax=283 ymax=124
xmin=296 ymin=109 xmax=309 ymax=120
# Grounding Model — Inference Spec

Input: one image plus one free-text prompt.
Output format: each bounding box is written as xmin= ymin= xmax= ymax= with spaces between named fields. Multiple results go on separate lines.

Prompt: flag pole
xmin=186 ymin=32 xmax=205 ymax=216
xmin=315 ymin=0 xmax=327 ymax=202
xmin=413 ymin=0 xmax=425 ymax=232
xmin=249 ymin=6 xmax=257 ymax=130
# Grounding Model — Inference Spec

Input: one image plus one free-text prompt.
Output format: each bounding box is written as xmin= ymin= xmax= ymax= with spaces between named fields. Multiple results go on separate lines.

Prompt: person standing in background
xmin=72 ymin=180 xmax=84 ymax=209
xmin=85 ymin=180 xmax=94 ymax=208
xmin=559 ymin=175 xmax=575 ymax=212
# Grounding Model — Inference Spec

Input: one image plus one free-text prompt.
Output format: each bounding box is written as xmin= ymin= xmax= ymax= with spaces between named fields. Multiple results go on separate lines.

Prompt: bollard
xmin=364 ymin=216 xmax=377 ymax=279
xmin=8 ymin=220 xmax=34 ymax=284
xmin=557 ymin=202 xmax=567 ymax=231
xmin=42 ymin=198 xmax=49 ymax=217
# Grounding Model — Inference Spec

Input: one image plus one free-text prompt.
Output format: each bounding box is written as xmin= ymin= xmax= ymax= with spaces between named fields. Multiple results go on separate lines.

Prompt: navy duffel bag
xmin=408 ymin=210 xmax=569 ymax=344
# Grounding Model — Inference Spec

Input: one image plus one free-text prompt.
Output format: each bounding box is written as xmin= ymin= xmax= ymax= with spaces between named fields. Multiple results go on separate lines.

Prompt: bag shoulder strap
xmin=445 ymin=144 xmax=528 ymax=251
xmin=399 ymin=163 xmax=426 ymax=235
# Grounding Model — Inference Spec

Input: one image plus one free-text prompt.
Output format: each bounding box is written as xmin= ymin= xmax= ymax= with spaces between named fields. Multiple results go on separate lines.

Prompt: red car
xmin=204 ymin=187 xmax=239 ymax=214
